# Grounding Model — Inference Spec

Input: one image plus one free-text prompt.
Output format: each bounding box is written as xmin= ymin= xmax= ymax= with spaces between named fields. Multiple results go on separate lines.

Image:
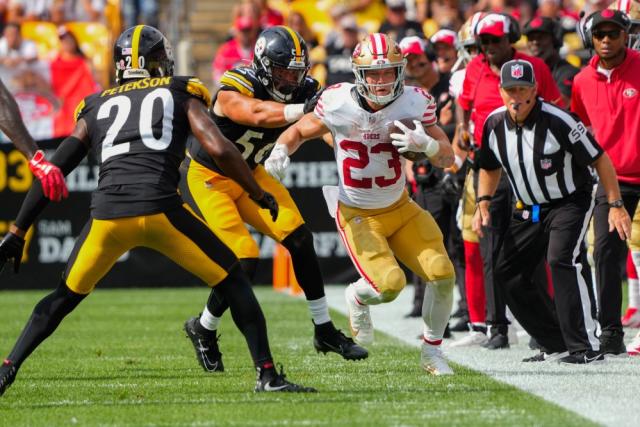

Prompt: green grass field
xmin=0 ymin=288 xmax=597 ymax=427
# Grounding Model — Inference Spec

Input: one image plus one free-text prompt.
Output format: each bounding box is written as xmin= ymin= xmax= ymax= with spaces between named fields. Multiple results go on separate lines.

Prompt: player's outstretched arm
xmin=215 ymin=90 xmax=318 ymax=129
xmin=0 ymin=121 xmax=90 ymax=273
xmin=264 ymin=112 xmax=329 ymax=181
xmin=0 ymin=78 xmax=69 ymax=202
xmin=186 ymin=98 xmax=279 ymax=220
xmin=424 ymin=124 xmax=455 ymax=168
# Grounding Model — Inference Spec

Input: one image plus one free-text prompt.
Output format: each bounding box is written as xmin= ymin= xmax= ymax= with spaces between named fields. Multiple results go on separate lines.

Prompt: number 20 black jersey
xmin=187 ymin=66 xmax=320 ymax=174
xmin=75 ymin=76 xmax=211 ymax=219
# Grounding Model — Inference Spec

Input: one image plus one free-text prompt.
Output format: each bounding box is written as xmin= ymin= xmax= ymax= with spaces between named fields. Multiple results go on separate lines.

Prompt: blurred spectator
xmin=254 ymin=0 xmax=283 ymax=28
xmin=0 ymin=22 xmax=36 ymax=69
xmin=379 ymin=0 xmax=423 ymax=41
xmin=430 ymin=0 xmax=463 ymax=30
xmin=7 ymin=0 xmax=53 ymax=23
xmin=51 ymin=0 xmax=104 ymax=23
xmin=324 ymin=14 xmax=360 ymax=86
xmin=121 ymin=0 xmax=159 ymax=29
xmin=324 ymin=4 xmax=349 ymax=48
xmin=430 ymin=29 xmax=457 ymax=127
xmin=232 ymin=0 xmax=263 ymax=33
xmin=524 ymin=17 xmax=578 ymax=107
xmin=288 ymin=11 xmax=318 ymax=49
xmin=399 ymin=36 xmax=439 ymax=90
xmin=212 ymin=15 xmax=259 ymax=85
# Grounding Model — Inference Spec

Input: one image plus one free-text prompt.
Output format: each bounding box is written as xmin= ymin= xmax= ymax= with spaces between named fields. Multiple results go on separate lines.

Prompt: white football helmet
xmin=352 ymin=33 xmax=406 ymax=105
xmin=609 ymin=0 xmax=640 ymax=50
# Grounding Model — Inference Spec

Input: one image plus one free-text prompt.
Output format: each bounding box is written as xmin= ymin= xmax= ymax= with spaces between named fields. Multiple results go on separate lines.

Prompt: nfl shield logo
xmin=511 ymin=64 xmax=524 ymax=79
xmin=541 ymin=158 xmax=552 ymax=170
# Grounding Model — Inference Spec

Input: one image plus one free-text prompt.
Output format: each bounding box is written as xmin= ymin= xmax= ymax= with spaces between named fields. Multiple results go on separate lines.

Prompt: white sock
xmin=630 ymin=251 xmax=640 ymax=308
xmin=422 ymin=278 xmax=454 ymax=342
xmin=353 ymin=277 xmax=385 ymax=305
xmin=629 ymin=278 xmax=640 ymax=309
xmin=308 ymin=296 xmax=331 ymax=325
xmin=199 ymin=307 xmax=221 ymax=331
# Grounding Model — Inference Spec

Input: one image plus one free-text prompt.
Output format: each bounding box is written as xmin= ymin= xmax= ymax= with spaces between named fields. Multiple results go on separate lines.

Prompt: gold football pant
xmin=64 ymin=205 xmax=236 ymax=294
xmin=336 ymin=191 xmax=455 ymax=300
xmin=461 ymin=169 xmax=480 ymax=243
xmin=182 ymin=158 xmax=304 ymax=259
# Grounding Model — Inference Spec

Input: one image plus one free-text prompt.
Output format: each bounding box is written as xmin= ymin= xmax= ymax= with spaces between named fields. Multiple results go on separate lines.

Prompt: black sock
xmin=213 ymin=264 xmax=273 ymax=368
xmin=7 ymin=281 xmax=86 ymax=369
xmin=205 ymin=258 xmax=258 ymax=317
xmin=282 ymin=226 xmax=325 ymax=301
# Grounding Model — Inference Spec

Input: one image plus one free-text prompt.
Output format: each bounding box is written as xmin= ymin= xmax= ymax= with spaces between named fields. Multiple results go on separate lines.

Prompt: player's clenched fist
xmin=265 ymin=144 xmax=290 ymax=182
xmin=28 ymin=150 xmax=68 ymax=202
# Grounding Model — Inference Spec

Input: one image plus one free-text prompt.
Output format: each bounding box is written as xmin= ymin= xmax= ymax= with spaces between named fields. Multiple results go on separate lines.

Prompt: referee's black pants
xmin=495 ymin=191 xmax=600 ymax=354
xmin=593 ymin=182 xmax=640 ymax=334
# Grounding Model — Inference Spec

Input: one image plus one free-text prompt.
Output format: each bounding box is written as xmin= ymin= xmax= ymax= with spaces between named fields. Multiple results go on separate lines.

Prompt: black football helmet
xmin=252 ymin=26 xmax=310 ymax=102
xmin=114 ymin=25 xmax=174 ymax=84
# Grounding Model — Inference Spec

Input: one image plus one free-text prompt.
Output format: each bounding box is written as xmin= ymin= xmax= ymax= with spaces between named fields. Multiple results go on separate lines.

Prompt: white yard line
xmin=324 ymin=286 xmax=640 ymax=427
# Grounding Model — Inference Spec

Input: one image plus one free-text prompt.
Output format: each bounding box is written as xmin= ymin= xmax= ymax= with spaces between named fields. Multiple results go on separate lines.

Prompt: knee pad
xmin=427 ymin=254 xmax=455 ymax=281
xmin=236 ymin=235 xmax=260 ymax=259
xmin=379 ymin=266 xmax=406 ymax=301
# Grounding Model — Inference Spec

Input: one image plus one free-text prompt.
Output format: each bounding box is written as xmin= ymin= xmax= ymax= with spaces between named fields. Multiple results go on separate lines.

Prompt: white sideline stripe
xmin=324 ymin=286 xmax=640 ymax=427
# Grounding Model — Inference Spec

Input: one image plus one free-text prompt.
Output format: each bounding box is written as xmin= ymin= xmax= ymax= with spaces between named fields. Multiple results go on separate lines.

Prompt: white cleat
xmin=345 ymin=283 xmax=374 ymax=345
xmin=627 ymin=332 xmax=640 ymax=356
xmin=450 ymin=330 xmax=489 ymax=348
xmin=421 ymin=343 xmax=454 ymax=375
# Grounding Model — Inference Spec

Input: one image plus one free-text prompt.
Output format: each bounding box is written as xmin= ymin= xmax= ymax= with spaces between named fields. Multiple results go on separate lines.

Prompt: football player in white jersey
xmin=265 ymin=33 xmax=457 ymax=375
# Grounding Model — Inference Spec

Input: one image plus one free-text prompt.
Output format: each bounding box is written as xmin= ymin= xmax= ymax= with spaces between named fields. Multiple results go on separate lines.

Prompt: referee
xmin=473 ymin=59 xmax=631 ymax=363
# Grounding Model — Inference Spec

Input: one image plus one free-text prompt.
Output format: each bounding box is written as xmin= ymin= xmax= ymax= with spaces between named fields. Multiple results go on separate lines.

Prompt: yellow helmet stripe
xmin=282 ymin=26 xmax=301 ymax=58
xmin=131 ymin=25 xmax=145 ymax=69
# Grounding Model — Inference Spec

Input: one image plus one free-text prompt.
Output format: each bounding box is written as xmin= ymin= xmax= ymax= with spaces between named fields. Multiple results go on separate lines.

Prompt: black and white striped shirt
xmin=478 ymin=100 xmax=603 ymax=206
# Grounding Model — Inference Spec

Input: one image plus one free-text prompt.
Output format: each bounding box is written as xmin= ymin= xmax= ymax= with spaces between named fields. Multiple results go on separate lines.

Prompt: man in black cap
xmin=474 ymin=59 xmax=631 ymax=364
xmin=524 ymin=16 xmax=579 ymax=107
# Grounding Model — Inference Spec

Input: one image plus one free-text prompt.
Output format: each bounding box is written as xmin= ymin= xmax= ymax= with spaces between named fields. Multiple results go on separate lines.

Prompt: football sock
xmin=630 ymin=251 xmax=640 ymax=308
xmin=199 ymin=307 xmax=221 ymax=332
xmin=463 ymin=240 xmax=485 ymax=324
xmin=239 ymin=258 xmax=258 ymax=280
xmin=422 ymin=278 xmax=454 ymax=342
xmin=308 ymin=297 xmax=331 ymax=326
xmin=282 ymin=226 xmax=325 ymax=301
xmin=7 ymin=281 xmax=85 ymax=369
xmin=213 ymin=264 xmax=272 ymax=367
xmin=206 ymin=287 xmax=229 ymax=317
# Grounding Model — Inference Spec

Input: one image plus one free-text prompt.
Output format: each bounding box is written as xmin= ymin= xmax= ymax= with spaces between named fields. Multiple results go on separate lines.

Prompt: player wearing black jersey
xmin=181 ymin=26 xmax=367 ymax=372
xmin=0 ymin=25 xmax=315 ymax=396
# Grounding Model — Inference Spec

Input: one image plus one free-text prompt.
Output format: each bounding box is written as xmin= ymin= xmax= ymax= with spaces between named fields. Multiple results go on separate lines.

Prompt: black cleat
xmin=313 ymin=324 xmax=368 ymax=360
xmin=0 ymin=359 xmax=17 ymax=397
xmin=522 ymin=351 xmax=568 ymax=362
xmin=184 ymin=316 xmax=224 ymax=372
xmin=558 ymin=350 xmax=604 ymax=365
xmin=255 ymin=365 xmax=317 ymax=393
xmin=482 ymin=333 xmax=510 ymax=350
xmin=600 ymin=330 xmax=627 ymax=356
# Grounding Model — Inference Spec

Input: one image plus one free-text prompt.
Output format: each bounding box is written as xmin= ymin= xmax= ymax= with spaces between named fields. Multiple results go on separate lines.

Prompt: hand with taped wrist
xmin=390 ymin=120 xmax=439 ymax=157
xmin=264 ymin=143 xmax=290 ymax=182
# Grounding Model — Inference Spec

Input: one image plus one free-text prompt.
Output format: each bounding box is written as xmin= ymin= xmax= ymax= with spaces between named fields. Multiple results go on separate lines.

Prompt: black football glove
xmin=441 ymin=172 xmax=462 ymax=199
xmin=251 ymin=191 xmax=279 ymax=222
xmin=303 ymin=89 xmax=324 ymax=114
xmin=0 ymin=232 xmax=25 ymax=274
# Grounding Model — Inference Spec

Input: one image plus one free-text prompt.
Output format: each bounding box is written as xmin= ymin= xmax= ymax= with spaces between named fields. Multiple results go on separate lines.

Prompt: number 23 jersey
xmin=315 ymin=83 xmax=437 ymax=209
xmin=75 ymin=76 xmax=211 ymax=219
xmin=187 ymin=66 xmax=320 ymax=174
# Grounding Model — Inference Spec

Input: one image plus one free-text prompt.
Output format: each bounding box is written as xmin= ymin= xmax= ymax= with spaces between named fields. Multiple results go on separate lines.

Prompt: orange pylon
xmin=273 ymin=243 xmax=303 ymax=295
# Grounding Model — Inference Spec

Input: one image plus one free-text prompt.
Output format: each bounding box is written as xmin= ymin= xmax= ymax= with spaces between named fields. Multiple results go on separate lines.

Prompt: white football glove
xmin=390 ymin=120 xmax=439 ymax=157
xmin=265 ymin=143 xmax=290 ymax=181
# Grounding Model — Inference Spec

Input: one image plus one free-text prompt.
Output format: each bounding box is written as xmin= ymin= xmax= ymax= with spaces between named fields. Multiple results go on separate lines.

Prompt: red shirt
xmin=459 ymin=51 xmax=563 ymax=146
xmin=571 ymin=48 xmax=640 ymax=185
xmin=212 ymin=38 xmax=254 ymax=83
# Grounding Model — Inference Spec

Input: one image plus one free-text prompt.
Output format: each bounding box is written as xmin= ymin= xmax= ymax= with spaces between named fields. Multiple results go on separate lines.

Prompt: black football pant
xmin=593 ymin=182 xmax=640 ymax=334
xmin=496 ymin=191 xmax=600 ymax=353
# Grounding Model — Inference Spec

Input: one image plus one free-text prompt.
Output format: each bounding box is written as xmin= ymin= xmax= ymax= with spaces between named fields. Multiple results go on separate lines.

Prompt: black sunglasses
xmin=592 ymin=29 xmax=623 ymax=41
xmin=479 ymin=35 xmax=504 ymax=45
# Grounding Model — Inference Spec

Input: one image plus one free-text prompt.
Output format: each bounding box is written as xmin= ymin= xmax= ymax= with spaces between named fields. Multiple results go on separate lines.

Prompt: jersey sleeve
xmin=185 ymin=77 xmax=212 ymax=108
xmin=74 ymin=94 xmax=96 ymax=123
xmin=314 ymin=84 xmax=335 ymax=121
xmin=478 ymin=128 xmax=502 ymax=171
xmin=419 ymin=89 xmax=437 ymax=127
xmin=553 ymin=109 xmax=603 ymax=167
xmin=218 ymin=68 xmax=255 ymax=98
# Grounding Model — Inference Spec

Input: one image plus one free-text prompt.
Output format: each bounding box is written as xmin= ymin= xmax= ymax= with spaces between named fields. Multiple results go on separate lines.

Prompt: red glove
xmin=28 ymin=150 xmax=68 ymax=202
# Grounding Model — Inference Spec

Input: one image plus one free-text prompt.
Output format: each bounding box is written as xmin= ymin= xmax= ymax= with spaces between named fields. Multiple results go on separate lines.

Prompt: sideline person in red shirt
xmin=571 ymin=9 xmax=640 ymax=356
xmin=212 ymin=16 xmax=259 ymax=84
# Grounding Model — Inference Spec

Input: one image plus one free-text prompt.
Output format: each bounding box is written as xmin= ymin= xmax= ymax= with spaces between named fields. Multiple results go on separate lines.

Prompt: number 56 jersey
xmin=75 ymin=76 xmax=211 ymax=219
xmin=315 ymin=83 xmax=437 ymax=209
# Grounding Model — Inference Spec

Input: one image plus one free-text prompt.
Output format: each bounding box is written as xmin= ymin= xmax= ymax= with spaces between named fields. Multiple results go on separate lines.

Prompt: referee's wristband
xmin=476 ymin=195 xmax=492 ymax=204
